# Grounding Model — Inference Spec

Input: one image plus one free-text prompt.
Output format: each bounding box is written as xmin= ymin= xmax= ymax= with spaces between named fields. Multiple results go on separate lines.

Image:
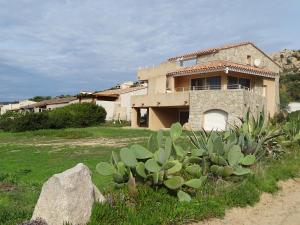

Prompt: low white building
xmin=94 ymin=85 xmax=147 ymax=121
xmin=23 ymin=97 xmax=78 ymax=112
xmin=0 ymin=100 xmax=36 ymax=115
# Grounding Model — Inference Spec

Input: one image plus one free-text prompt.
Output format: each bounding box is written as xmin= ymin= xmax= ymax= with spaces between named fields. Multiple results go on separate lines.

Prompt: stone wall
xmin=196 ymin=44 xmax=281 ymax=73
xmin=188 ymin=89 xmax=266 ymax=130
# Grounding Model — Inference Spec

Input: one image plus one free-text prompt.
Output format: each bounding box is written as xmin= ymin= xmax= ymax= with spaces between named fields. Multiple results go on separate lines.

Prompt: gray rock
xmin=32 ymin=163 xmax=105 ymax=225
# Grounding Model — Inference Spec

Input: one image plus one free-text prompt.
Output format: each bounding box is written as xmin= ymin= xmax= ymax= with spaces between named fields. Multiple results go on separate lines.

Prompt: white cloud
xmin=0 ymin=0 xmax=299 ymax=100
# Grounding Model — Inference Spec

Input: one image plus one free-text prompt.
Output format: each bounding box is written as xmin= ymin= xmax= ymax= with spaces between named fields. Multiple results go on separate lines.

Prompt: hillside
xmin=270 ymin=49 xmax=300 ymax=107
xmin=270 ymin=49 xmax=300 ymax=73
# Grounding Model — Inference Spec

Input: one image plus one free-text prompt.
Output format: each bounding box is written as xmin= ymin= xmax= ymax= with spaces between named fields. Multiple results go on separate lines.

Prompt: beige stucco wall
xmin=118 ymin=88 xmax=147 ymax=121
xmin=148 ymin=107 xmax=180 ymax=130
xmin=196 ymin=44 xmax=281 ymax=73
xmin=137 ymin=61 xmax=180 ymax=80
xmin=131 ymin=91 xmax=189 ymax=108
xmin=263 ymin=78 xmax=278 ymax=117
xmin=96 ymin=100 xmax=117 ymax=120
xmin=148 ymin=75 xmax=167 ymax=94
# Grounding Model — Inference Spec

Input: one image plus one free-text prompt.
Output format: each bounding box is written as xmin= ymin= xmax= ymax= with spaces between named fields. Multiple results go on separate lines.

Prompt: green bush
xmin=280 ymin=72 xmax=300 ymax=102
xmin=0 ymin=112 xmax=22 ymax=131
xmin=13 ymin=112 xmax=50 ymax=132
xmin=0 ymin=103 xmax=106 ymax=132
xmin=49 ymin=103 xmax=106 ymax=128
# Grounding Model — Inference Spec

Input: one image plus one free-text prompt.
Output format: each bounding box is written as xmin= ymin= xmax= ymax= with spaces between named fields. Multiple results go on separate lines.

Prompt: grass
xmin=0 ymin=126 xmax=152 ymax=225
xmin=0 ymin=126 xmax=299 ymax=225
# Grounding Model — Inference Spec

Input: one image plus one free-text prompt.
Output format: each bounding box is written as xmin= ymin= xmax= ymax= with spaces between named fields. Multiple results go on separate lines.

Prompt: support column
xmin=131 ymin=108 xmax=140 ymax=128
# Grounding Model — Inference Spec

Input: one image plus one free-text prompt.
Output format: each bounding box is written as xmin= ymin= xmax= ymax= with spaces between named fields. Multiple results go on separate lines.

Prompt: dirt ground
xmin=192 ymin=178 xmax=300 ymax=225
xmin=26 ymin=137 xmax=146 ymax=147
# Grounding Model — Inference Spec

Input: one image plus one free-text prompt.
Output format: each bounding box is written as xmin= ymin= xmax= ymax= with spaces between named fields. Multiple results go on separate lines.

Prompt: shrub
xmin=12 ymin=112 xmax=50 ymax=132
xmin=0 ymin=103 xmax=106 ymax=132
xmin=49 ymin=103 xmax=106 ymax=128
xmin=0 ymin=111 xmax=22 ymax=131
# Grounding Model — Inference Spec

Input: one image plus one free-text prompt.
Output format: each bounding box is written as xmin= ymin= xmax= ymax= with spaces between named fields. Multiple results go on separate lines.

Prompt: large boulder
xmin=32 ymin=163 xmax=105 ymax=225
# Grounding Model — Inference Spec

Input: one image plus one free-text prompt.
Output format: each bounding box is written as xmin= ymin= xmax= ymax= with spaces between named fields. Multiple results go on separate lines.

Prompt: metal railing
xmin=174 ymin=84 xmax=250 ymax=92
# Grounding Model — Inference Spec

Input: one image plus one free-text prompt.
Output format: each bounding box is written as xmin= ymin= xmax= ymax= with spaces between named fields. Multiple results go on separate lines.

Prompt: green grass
xmin=0 ymin=126 xmax=299 ymax=225
xmin=0 ymin=126 xmax=152 ymax=225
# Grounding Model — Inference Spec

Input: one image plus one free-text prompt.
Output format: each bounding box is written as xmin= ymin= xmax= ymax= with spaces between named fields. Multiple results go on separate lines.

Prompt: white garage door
xmin=203 ymin=110 xmax=228 ymax=131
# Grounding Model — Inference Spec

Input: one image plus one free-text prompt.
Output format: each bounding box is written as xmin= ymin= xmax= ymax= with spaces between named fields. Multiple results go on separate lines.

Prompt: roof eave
xmin=168 ymin=67 xmax=277 ymax=78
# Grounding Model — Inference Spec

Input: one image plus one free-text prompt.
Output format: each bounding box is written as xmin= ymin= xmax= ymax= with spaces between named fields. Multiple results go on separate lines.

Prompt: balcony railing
xmin=174 ymin=84 xmax=250 ymax=92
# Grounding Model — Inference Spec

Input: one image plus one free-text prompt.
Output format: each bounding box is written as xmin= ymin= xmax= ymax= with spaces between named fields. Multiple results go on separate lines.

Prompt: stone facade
xmin=196 ymin=44 xmax=281 ymax=73
xmin=195 ymin=44 xmax=280 ymax=111
xmin=189 ymin=89 xmax=266 ymax=130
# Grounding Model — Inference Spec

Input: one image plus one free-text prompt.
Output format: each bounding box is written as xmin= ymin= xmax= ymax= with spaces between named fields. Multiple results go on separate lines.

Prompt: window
xmin=239 ymin=78 xmax=251 ymax=89
xmin=191 ymin=78 xmax=205 ymax=90
xmin=247 ymin=55 xmax=252 ymax=65
xmin=227 ymin=76 xmax=251 ymax=89
xmin=227 ymin=76 xmax=238 ymax=89
xmin=191 ymin=76 xmax=221 ymax=90
xmin=206 ymin=76 xmax=221 ymax=90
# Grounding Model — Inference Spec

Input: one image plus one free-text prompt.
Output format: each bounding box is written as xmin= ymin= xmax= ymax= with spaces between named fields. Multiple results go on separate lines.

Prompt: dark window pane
xmin=191 ymin=78 xmax=205 ymax=90
xmin=239 ymin=78 xmax=251 ymax=89
xmin=227 ymin=76 xmax=238 ymax=89
xmin=206 ymin=76 xmax=221 ymax=89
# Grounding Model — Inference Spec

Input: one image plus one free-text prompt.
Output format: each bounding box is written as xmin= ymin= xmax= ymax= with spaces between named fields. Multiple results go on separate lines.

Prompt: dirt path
xmin=30 ymin=137 xmax=146 ymax=147
xmin=192 ymin=178 xmax=300 ymax=225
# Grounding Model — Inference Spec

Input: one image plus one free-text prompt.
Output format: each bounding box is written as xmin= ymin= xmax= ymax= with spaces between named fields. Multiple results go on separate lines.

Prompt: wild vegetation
xmin=279 ymin=72 xmax=300 ymax=109
xmin=96 ymin=110 xmax=284 ymax=203
xmin=0 ymin=103 xmax=106 ymax=132
xmin=0 ymin=110 xmax=299 ymax=224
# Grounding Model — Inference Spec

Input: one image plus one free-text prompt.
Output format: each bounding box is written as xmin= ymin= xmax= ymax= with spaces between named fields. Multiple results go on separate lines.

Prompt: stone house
xmin=131 ymin=42 xmax=281 ymax=130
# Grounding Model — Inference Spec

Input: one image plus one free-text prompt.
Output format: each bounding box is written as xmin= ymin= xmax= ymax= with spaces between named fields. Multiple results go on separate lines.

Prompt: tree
xmin=29 ymin=96 xmax=51 ymax=102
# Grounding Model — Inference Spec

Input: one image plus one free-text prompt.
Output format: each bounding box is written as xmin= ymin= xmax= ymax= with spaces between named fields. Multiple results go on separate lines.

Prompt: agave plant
xmin=282 ymin=115 xmax=300 ymax=145
xmin=96 ymin=123 xmax=207 ymax=202
xmin=229 ymin=109 xmax=283 ymax=160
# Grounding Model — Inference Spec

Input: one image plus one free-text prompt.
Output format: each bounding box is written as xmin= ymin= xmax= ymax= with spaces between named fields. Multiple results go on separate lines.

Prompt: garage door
xmin=203 ymin=110 xmax=228 ymax=131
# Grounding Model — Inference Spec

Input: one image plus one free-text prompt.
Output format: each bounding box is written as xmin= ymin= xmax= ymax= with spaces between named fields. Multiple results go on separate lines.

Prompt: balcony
xmin=175 ymin=84 xmax=251 ymax=92
xmin=131 ymin=91 xmax=189 ymax=107
xmin=131 ymin=84 xmax=265 ymax=108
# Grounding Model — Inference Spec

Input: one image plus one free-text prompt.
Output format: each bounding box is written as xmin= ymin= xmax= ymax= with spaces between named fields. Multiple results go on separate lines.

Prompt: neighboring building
xmin=288 ymin=102 xmax=300 ymax=113
xmin=23 ymin=97 xmax=78 ymax=112
xmin=94 ymin=85 xmax=147 ymax=121
xmin=77 ymin=92 xmax=95 ymax=104
xmin=131 ymin=42 xmax=281 ymax=130
xmin=0 ymin=100 xmax=36 ymax=115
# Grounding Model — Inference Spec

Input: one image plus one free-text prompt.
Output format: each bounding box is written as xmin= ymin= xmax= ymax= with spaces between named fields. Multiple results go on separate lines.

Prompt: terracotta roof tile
xmin=24 ymin=97 xmax=77 ymax=109
xmin=93 ymin=86 xmax=147 ymax=97
xmin=167 ymin=60 xmax=278 ymax=77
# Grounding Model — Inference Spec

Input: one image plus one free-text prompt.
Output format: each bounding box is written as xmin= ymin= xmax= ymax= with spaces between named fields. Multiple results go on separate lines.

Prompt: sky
xmin=0 ymin=0 xmax=299 ymax=102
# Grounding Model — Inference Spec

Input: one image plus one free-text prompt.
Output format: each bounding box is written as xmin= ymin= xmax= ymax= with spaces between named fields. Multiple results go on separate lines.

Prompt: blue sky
xmin=0 ymin=0 xmax=299 ymax=101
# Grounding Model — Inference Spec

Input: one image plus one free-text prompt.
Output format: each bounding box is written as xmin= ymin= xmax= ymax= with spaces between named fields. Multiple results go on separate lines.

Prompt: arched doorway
xmin=203 ymin=109 xmax=228 ymax=131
